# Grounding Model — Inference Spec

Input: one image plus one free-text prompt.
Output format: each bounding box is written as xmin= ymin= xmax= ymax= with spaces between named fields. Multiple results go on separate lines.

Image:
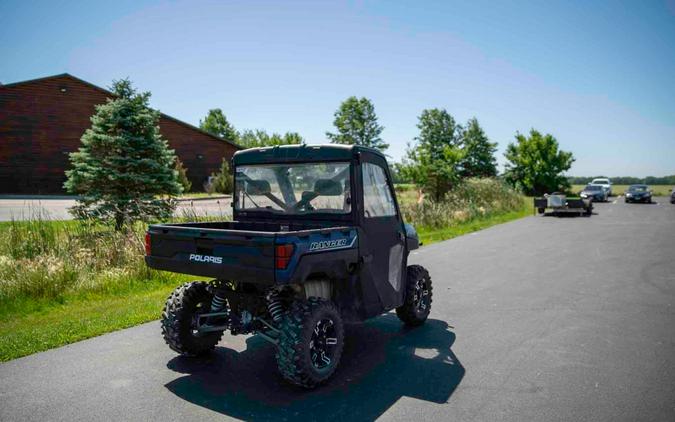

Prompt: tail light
xmin=145 ymin=232 xmax=151 ymax=255
xmin=275 ymin=244 xmax=294 ymax=270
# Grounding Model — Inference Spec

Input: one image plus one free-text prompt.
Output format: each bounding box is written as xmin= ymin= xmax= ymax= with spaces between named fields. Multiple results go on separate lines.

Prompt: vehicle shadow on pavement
xmin=165 ymin=315 xmax=464 ymax=421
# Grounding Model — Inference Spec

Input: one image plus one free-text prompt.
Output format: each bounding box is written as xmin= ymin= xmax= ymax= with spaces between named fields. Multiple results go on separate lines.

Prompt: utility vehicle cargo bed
xmin=144 ymin=221 xmax=351 ymax=283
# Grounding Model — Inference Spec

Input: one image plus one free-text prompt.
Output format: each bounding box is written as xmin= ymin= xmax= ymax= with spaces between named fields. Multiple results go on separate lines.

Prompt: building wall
xmin=0 ymin=74 xmax=238 ymax=194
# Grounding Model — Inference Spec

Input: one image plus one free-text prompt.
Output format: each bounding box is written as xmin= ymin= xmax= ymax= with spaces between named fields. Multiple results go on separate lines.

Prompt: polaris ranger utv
xmin=145 ymin=144 xmax=433 ymax=388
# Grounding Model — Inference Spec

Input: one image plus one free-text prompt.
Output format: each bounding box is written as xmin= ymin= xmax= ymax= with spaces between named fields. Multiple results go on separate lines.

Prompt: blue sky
xmin=1 ymin=0 xmax=674 ymax=176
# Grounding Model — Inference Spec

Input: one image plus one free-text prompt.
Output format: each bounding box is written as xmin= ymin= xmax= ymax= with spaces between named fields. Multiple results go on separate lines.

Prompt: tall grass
xmin=400 ymin=178 xmax=525 ymax=229
xmin=0 ymin=220 xmax=169 ymax=312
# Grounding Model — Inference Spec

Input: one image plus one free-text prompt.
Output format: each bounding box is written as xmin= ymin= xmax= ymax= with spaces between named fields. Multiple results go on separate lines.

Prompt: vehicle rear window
xmin=234 ymin=162 xmax=351 ymax=215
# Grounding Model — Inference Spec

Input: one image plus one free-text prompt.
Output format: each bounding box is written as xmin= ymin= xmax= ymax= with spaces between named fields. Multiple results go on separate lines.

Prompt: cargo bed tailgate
xmin=145 ymin=224 xmax=275 ymax=284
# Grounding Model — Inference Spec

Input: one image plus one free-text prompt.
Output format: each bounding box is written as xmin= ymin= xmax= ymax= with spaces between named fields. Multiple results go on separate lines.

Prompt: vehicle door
xmin=357 ymin=154 xmax=406 ymax=316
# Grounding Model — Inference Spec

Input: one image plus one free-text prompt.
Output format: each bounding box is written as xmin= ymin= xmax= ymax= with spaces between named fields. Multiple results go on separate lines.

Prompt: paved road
xmin=0 ymin=198 xmax=232 ymax=221
xmin=1 ymin=198 xmax=674 ymax=421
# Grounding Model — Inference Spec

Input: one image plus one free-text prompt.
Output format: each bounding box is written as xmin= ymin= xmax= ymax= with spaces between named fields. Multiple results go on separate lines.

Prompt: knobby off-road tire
xmin=161 ymin=281 xmax=223 ymax=356
xmin=396 ymin=265 xmax=433 ymax=326
xmin=276 ymin=298 xmax=345 ymax=388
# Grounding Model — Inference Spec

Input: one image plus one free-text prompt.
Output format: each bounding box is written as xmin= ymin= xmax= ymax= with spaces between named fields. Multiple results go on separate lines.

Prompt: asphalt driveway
xmin=0 ymin=198 xmax=674 ymax=421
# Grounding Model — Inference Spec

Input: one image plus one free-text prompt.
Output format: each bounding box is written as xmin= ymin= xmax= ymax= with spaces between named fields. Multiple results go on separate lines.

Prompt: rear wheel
xmin=161 ymin=281 xmax=223 ymax=356
xmin=276 ymin=298 xmax=344 ymax=388
xmin=396 ymin=265 xmax=433 ymax=326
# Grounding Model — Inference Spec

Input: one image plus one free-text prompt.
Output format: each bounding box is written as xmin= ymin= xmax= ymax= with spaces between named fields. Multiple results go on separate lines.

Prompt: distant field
xmin=572 ymin=184 xmax=673 ymax=196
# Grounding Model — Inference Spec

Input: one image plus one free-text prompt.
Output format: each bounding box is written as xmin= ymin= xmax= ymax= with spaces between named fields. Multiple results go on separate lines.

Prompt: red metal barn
xmin=0 ymin=74 xmax=240 ymax=194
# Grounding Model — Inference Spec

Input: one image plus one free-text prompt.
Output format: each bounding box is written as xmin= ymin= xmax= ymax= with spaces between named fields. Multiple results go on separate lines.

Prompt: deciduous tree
xmin=238 ymin=130 xmax=304 ymax=148
xmin=504 ymin=129 xmax=574 ymax=195
xmin=326 ymin=96 xmax=387 ymax=152
xmin=403 ymin=109 xmax=465 ymax=201
xmin=199 ymin=108 xmax=238 ymax=143
xmin=460 ymin=118 xmax=497 ymax=178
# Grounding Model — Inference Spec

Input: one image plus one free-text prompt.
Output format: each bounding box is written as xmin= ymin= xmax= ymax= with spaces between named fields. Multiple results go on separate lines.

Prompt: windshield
xmin=586 ymin=185 xmax=602 ymax=191
xmin=592 ymin=179 xmax=609 ymax=184
xmin=629 ymin=185 xmax=647 ymax=192
xmin=235 ymin=162 xmax=351 ymax=214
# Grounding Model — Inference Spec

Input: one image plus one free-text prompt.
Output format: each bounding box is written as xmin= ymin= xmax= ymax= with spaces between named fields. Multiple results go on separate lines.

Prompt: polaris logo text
xmin=189 ymin=254 xmax=223 ymax=264
xmin=309 ymin=238 xmax=348 ymax=251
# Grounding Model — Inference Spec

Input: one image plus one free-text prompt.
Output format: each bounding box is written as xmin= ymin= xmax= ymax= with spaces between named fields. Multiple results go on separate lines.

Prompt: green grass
xmin=571 ymin=184 xmax=672 ymax=196
xmin=0 ymin=281 xmax=184 ymax=362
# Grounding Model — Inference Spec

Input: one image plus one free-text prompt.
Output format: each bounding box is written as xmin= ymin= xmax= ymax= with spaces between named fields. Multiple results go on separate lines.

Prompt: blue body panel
xmin=275 ymin=228 xmax=358 ymax=284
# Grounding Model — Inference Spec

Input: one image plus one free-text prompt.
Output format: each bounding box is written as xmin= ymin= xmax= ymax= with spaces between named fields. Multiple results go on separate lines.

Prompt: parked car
xmin=670 ymin=187 xmax=675 ymax=204
xmin=625 ymin=184 xmax=652 ymax=203
xmin=591 ymin=178 xmax=612 ymax=196
xmin=145 ymin=144 xmax=433 ymax=388
xmin=580 ymin=184 xmax=608 ymax=202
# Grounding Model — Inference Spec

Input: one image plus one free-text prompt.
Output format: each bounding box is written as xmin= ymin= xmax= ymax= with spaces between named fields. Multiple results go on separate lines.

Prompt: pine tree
xmin=64 ymin=79 xmax=182 ymax=229
xmin=461 ymin=118 xmax=498 ymax=178
xmin=326 ymin=96 xmax=388 ymax=152
xmin=207 ymin=159 xmax=234 ymax=194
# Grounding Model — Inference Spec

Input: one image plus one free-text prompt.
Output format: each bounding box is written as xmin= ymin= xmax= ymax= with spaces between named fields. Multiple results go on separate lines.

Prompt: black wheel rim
xmin=413 ymin=277 xmax=430 ymax=314
xmin=309 ymin=318 xmax=338 ymax=371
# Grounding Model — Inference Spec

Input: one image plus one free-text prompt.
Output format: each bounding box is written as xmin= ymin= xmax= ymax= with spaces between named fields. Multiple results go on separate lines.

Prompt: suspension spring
xmin=210 ymin=293 xmax=227 ymax=312
xmin=267 ymin=291 xmax=284 ymax=322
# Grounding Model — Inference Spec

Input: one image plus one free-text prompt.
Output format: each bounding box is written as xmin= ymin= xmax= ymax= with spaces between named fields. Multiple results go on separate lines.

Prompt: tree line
xmin=60 ymin=78 xmax=602 ymax=229
xmin=568 ymin=175 xmax=675 ymax=185
xmin=202 ymin=95 xmax=577 ymax=199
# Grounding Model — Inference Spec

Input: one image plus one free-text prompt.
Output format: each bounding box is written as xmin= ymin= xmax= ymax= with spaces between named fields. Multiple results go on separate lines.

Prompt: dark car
xmin=670 ymin=187 xmax=675 ymax=204
xmin=580 ymin=184 xmax=608 ymax=202
xmin=625 ymin=184 xmax=652 ymax=203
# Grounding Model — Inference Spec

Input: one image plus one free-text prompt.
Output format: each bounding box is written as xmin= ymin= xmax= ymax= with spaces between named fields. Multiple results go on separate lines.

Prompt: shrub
xmin=207 ymin=159 xmax=234 ymax=194
xmin=400 ymin=178 xmax=524 ymax=229
xmin=175 ymin=158 xmax=192 ymax=193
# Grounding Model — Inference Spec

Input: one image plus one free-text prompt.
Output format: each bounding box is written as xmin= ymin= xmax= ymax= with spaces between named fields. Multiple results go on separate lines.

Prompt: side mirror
xmin=404 ymin=223 xmax=420 ymax=250
xmin=313 ymin=179 xmax=343 ymax=196
xmin=245 ymin=180 xmax=271 ymax=195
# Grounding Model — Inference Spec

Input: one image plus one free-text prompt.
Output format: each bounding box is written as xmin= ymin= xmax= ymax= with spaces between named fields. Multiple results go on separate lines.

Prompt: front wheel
xmin=161 ymin=281 xmax=223 ymax=356
xmin=276 ymin=298 xmax=345 ymax=388
xmin=396 ymin=265 xmax=433 ymax=326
